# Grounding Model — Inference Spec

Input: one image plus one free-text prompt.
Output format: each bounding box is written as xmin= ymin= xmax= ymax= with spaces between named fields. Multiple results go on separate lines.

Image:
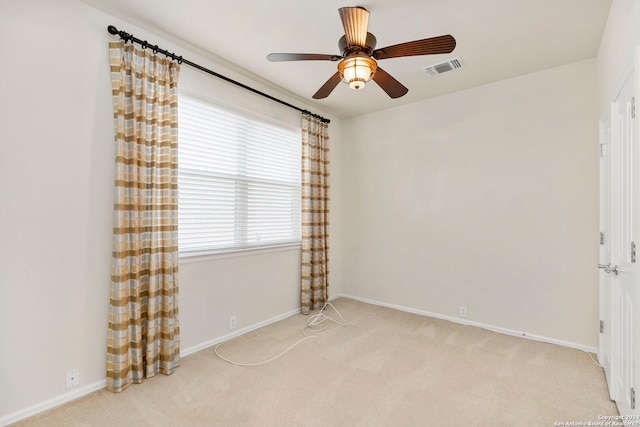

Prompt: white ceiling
xmin=85 ymin=0 xmax=612 ymax=119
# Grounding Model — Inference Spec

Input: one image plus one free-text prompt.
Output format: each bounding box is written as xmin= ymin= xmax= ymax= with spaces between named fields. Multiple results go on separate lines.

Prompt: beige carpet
xmin=14 ymin=298 xmax=618 ymax=427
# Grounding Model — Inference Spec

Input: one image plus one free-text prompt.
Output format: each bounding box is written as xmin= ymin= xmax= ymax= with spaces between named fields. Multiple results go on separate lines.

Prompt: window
xmin=178 ymin=93 xmax=301 ymax=255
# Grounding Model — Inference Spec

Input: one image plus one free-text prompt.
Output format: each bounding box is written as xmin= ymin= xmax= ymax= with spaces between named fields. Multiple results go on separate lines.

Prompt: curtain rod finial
xmin=107 ymin=25 xmax=119 ymax=35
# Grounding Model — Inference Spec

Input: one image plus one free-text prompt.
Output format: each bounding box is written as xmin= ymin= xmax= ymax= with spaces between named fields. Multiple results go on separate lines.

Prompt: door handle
xmin=599 ymin=263 xmax=619 ymax=275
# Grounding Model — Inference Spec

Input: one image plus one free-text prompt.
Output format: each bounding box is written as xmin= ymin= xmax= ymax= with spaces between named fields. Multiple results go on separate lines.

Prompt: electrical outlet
xmin=459 ymin=306 xmax=468 ymax=319
xmin=66 ymin=368 xmax=80 ymax=388
xmin=229 ymin=316 xmax=237 ymax=330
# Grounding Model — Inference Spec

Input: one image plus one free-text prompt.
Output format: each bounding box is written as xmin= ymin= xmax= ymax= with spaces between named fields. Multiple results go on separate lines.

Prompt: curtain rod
xmin=107 ymin=25 xmax=330 ymax=124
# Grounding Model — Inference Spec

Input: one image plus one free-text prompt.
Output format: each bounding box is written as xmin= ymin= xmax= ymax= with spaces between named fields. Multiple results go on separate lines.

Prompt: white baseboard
xmin=2 ymin=295 xmax=596 ymax=426
xmin=1 ymin=307 xmax=302 ymax=426
xmin=335 ymin=293 xmax=598 ymax=354
xmin=180 ymin=307 xmax=301 ymax=358
xmin=0 ymin=380 xmax=106 ymax=427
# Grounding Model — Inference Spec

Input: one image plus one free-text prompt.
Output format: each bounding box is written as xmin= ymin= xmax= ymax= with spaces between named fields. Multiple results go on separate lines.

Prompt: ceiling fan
xmin=267 ymin=6 xmax=456 ymax=99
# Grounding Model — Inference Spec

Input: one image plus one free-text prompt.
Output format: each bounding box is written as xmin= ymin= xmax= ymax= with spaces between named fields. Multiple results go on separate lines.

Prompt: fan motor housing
xmin=339 ymin=32 xmax=377 ymax=57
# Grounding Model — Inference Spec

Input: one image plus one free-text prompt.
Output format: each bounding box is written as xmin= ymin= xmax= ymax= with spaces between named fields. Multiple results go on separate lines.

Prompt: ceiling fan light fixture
xmin=268 ymin=6 xmax=456 ymax=99
xmin=338 ymin=55 xmax=377 ymax=90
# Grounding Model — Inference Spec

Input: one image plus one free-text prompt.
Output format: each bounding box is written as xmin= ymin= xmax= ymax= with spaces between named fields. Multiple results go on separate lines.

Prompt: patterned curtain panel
xmin=107 ymin=41 xmax=181 ymax=393
xmin=301 ymin=115 xmax=330 ymax=314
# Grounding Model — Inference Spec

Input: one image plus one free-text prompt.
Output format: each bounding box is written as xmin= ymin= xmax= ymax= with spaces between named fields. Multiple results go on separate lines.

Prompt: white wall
xmin=2 ymin=0 xmax=618 ymax=420
xmin=341 ymin=59 xmax=599 ymax=347
xmin=597 ymin=0 xmax=640 ymax=112
xmin=0 ymin=0 xmax=341 ymax=421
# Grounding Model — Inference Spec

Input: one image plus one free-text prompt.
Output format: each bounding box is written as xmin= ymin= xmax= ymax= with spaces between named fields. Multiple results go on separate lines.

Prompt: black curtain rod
xmin=107 ymin=25 xmax=330 ymax=124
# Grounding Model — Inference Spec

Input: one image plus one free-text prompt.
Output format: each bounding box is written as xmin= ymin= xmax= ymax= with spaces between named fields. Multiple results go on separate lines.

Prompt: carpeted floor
xmin=13 ymin=298 xmax=618 ymax=426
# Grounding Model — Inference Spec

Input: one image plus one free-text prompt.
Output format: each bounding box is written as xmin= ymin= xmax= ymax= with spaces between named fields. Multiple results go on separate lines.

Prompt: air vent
xmin=424 ymin=56 xmax=464 ymax=76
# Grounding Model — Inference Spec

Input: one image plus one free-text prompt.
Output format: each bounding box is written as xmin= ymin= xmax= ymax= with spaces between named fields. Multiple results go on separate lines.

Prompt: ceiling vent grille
xmin=424 ymin=56 xmax=464 ymax=76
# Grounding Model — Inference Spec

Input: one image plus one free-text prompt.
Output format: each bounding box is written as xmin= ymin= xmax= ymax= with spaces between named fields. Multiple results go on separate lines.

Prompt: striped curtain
xmin=107 ymin=41 xmax=181 ymax=393
xmin=301 ymin=115 xmax=330 ymax=314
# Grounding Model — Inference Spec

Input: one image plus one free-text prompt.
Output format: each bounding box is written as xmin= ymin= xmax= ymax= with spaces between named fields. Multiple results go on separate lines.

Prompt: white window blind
xmin=178 ymin=93 xmax=301 ymax=255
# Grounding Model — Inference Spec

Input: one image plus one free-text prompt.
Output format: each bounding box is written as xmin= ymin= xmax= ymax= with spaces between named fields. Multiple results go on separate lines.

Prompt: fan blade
xmin=267 ymin=53 xmax=342 ymax=62
xmin=338 ymin=6 xmax=369 ymax=47
xmin=372 ymin=67 xmax=408 ymax=99
xmin=313 ymin=72 xmax=342 ymax=99
xmin=373 ymin=35 xmax=456 ymax=60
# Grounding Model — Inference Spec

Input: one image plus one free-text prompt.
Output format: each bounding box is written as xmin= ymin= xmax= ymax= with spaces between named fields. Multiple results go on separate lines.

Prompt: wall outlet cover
xmin=66 ymin=368 xmax=79 ymax=388
xmin=459 ymin=306 xmax=468 ymax=319
xmin=229 ymin=316 xmax=237 ymax=330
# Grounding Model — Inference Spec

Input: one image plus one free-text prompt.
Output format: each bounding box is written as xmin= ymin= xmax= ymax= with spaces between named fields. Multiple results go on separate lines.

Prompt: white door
xmin=602 ymin=56 xmax=640 ymax=416
xmin=599 ymin=105 xmax=613 ymax=395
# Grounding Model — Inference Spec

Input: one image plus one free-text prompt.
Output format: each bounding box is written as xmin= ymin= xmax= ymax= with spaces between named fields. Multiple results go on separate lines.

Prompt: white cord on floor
xmin=215 ymin=302 xmax=348 ymax=367
xmin=303 ymin=302 xmax=348 ymax=336
xmin=583 ymin=350 xmax=604 ymax=368
xmin=214 ymin=336 xmax=315 ymax=367
xmin=460 ymin=321 xmax=606 ymax=369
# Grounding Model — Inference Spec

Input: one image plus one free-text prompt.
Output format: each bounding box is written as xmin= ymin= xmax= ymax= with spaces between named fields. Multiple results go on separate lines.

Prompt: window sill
xmin=179 ymin=243 xmax=301 ymax=264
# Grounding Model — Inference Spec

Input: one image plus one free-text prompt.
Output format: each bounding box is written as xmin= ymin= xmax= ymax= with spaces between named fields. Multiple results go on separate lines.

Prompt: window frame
xmin=177 ymin=91 xmax=302 ymax=259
